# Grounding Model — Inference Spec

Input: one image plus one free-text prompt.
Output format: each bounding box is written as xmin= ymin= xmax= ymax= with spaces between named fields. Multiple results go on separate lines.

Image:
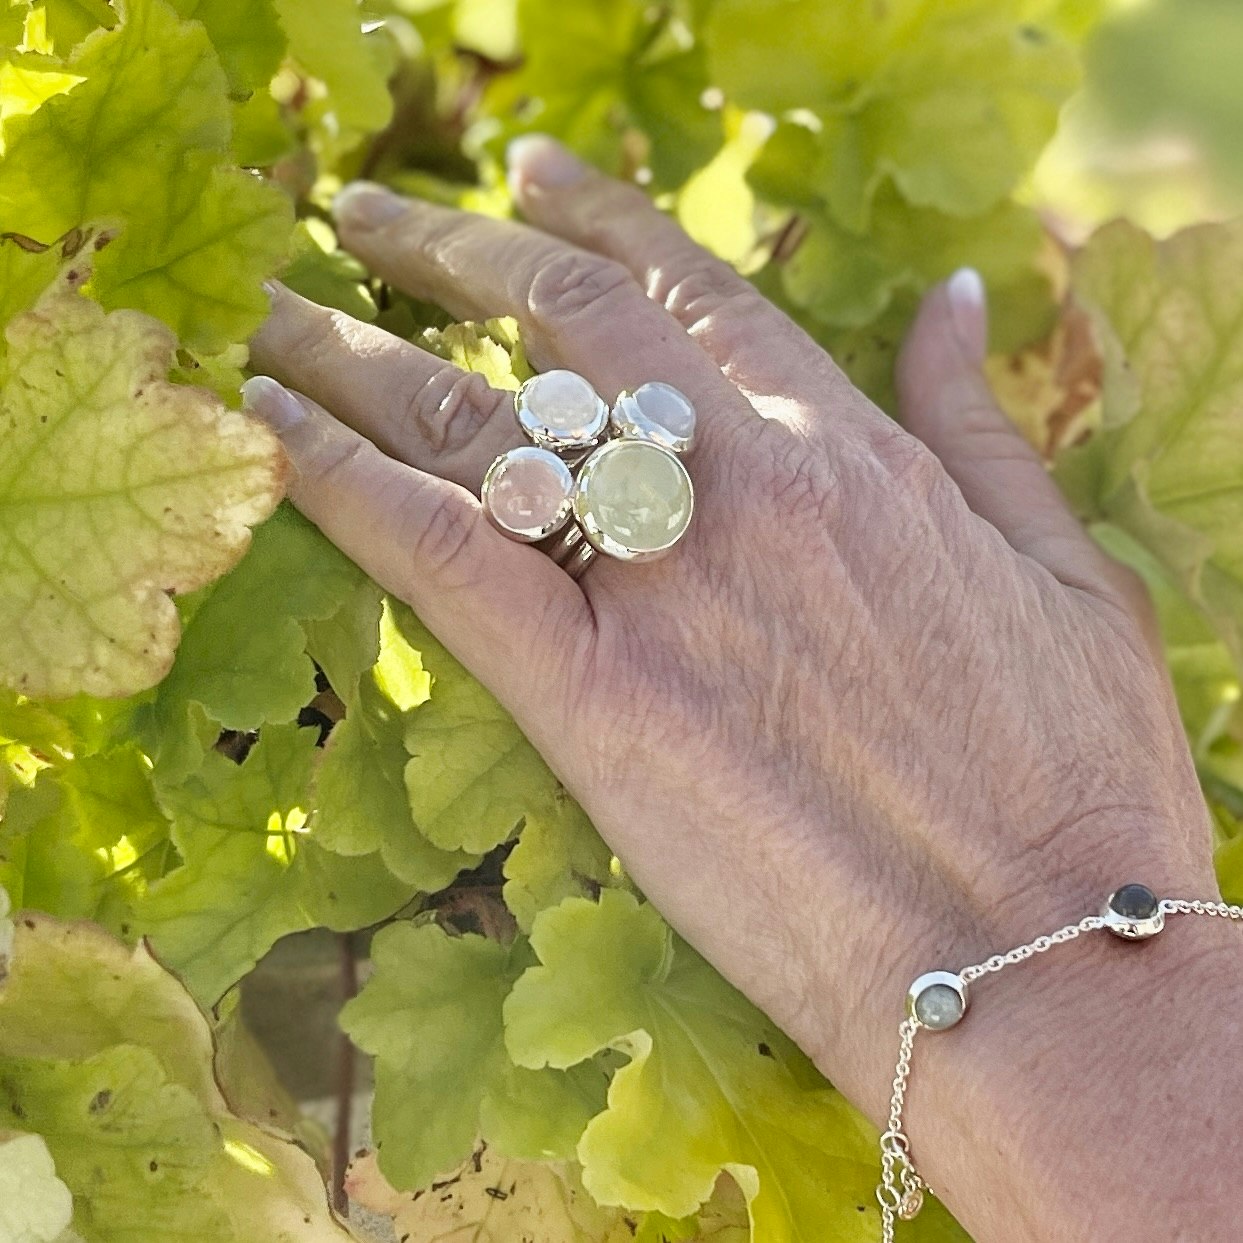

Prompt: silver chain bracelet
xmin=876 ymin=884 xmax=1243 ymax=1240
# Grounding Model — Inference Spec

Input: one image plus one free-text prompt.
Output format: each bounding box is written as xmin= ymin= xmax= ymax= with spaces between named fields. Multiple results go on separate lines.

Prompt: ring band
xmin=481 ymin=370 xmax=696 ymax=577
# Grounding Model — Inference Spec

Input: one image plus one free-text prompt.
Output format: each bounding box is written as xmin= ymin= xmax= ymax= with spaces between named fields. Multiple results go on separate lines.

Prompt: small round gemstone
xmin=481 ymin=446 xmax=574 ymax=542
xmin=573 ymin=439 xmax=694 ymax=560
xmin=913 ymin=982 xmax=965 ymax=1031
xmin=1109 ymin=884 xmax=1159 ymax=921
xmin=515 ymin=370 xmax=609 ymax=452
xmin=611 ymin=382 xmax=697 ymax=453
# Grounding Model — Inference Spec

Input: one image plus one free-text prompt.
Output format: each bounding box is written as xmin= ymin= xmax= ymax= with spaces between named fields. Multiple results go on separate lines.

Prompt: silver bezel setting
xmin=571 ymin=438 xmax=695 ymax=563
xmin=480 ymin=445 xmax=575 ymax=543
xmin=906 ymin=971 xmax=968 ymax=1031
xmin=1102 ymin=884 xmax=1165 ymax=940
xmin=514 ymin=370 xmax=610 ymax=456
xmin=610 ymin=382 xmax=697 ymax=455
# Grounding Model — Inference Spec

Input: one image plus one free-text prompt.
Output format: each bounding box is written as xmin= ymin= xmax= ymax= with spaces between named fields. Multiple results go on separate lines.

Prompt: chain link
xmin=874 ymin=893 xmax=1243 ymax=1240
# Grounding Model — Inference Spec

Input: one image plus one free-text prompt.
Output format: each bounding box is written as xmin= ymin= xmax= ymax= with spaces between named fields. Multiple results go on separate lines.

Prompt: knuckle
xmin=406 ymin=367 xmax=508 ymax=457
xmin=752 ymin=423 xmax=844 ymax=537
xmin=867 ymin=421 xmax=954 ymax=503
xmin=310 ymin=433 xmax=372 ymax=490
xmin=285 ymin=305 xmax=366 ymax=360
xmin=406 ymin=490 xmax=485 ymax=590
xmin=654 ymin=258 xmax=740 ymax=327
xmin=526 ymin=251 xmax=635 ymax=324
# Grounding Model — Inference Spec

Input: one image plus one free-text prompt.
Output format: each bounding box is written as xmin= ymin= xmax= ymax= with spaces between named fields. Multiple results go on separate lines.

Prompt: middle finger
xmin=329 ymin=183 xmax=759 ymax=454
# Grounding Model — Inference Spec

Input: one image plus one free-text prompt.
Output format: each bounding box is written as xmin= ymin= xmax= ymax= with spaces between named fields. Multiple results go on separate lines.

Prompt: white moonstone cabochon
xmin=611 ymin=382 xmax=697 ymax=452
xmin=574 ymin=439 xmax=693 ymax=557
xmin=516 ymin=369 xmax=608 ymax=447
xmin=482 ymin=446 xmax=574 ymax=541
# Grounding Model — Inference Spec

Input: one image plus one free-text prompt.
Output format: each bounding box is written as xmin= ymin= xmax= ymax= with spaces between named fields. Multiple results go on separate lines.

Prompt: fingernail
xmin=506 ymin=134 xmax=587 ymax=192
xmin=241 ymin=375 xmax=305 ymax=433
xmin=332 ymin=181 xmax=407 ymax=230
xmin=946 ymin=267 xmax=988 ymax=363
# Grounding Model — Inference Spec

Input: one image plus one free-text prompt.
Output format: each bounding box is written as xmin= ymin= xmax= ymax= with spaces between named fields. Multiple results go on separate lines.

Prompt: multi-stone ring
xmin=480 ymin=369 xmax=696 ymax=579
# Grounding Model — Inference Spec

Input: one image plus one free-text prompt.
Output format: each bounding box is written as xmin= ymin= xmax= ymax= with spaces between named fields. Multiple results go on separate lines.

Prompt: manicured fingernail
xmin=332 ymin=181 xmax=407 ymax=230
xmin=946 ymin=267 xmax=988 ymax=363
xmin=506 ymin=134 xmax=587 ymax=191
xmin=241 ymin=375 xmax=305 ymax=433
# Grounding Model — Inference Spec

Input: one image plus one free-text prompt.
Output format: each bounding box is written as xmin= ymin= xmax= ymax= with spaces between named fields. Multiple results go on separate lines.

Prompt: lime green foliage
xmin=314 ymin=605 xmax=481 ymax=887
xmin=168 ymin=0 xmax=286 ymax=95
xmin=1059 ymin=219 xmax=1243 ymax=662
xmin=272 ymin=0 xmax=393 ymax=132
xmin=138 ymin=722 xmax=415 ymax=1003
xmin=342 ymin=920 xmax=607 ymax=1190
xmin=420 ymin=316 xmax=533 ymax=389
xmin=0 ymin=0 xmax=293 ymax=354
xmin=0 ymin=284 xmax=285 ymax=700
xmin=282 ymin=219 xmax=378 ymax=320
xmin=0 ymin=911 xmax=358 ymax=1242
xmin=135 ymin=505 xmax=375 ymax=783
xmin=502 ymin=787 xmax=616 ymax=933
xmin=399 ymin=608 xmax=573 ymax=854
xmin=485 ymin=0 xmax=722 ymax=190
xmin=0 ymin=1132 xmax=75 ymax=1243
xmin=39 ymin=0 xmax=116 ymax=51
xmin=2 ymin=0 xmax=1233 ymax=1240
xmin=507 ymin=892 xmax=970 ymax=1239
xmin=1 ymin=743 xmax=170 ymax=933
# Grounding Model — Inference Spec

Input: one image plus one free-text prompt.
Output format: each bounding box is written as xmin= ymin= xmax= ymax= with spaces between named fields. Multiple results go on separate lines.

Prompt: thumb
xmin=896 ymin=269 xmax=1153 ymax=627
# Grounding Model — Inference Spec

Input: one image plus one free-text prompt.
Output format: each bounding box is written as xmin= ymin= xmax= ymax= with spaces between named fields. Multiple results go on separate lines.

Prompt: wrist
xmin=914 ymin=892 xmax=1243 ymax=1241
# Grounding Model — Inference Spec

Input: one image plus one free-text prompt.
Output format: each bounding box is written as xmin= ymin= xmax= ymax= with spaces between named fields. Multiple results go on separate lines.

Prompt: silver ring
xmin=481 ymin=371 xmax=695 ymax=578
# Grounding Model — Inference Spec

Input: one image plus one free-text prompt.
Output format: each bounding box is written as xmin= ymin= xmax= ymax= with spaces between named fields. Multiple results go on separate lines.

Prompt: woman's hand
xmin=244 ymin=137 xmax=1234 ymax=1240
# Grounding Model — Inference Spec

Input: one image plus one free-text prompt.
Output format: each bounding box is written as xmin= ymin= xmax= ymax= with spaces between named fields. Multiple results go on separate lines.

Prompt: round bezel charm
xmin=481 ymin=445 xmax=575 ymax=542
xmin=907 ymin=971 xmax=968 ymax=1031
xmin=514 ymin=369 xmax=610 ymax=456
xmin=1103 ymin=883 xmax=1164 ymax=940
xmin=611 ymin=382 xmax=697 ymax=455
xmin=572 ymin=438 xmax=694 ymax=563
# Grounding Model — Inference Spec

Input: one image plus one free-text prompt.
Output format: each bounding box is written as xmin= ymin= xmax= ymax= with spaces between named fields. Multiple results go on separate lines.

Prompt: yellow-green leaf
xmin=0 ymin=286 xmax=285 ymax=699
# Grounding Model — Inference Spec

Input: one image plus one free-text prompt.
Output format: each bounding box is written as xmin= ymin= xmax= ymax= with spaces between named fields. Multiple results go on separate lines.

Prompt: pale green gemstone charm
xmin=572 ymin=438 xmax=694 ymax=562
xmin=907 ymin=971 xmax=968 ymax=1031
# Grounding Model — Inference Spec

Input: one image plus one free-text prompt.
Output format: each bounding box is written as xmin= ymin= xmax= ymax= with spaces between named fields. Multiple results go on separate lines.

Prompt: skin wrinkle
xmin=247 ymin=153 xmax=1242 ymax=1242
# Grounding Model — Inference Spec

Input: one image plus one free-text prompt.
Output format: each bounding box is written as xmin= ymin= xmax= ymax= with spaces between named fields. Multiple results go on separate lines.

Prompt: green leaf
xmin=0 ymin=1132 xmax=75 ymax=1243
xmin=707 ymin=0 xmax=1077 ymax=228
xmin=138 ymin=722 xmax=414 ymax=1003
xmin=419 ymin=316 xmax=532 ymax=389
xmin=92 ymin=157 xmax=293 ymax=355
xmin=779 ymin=184 xmax=1045 ymax=330
xmin=0 ymin=1046 xmax=232 ymax=1241
xmin=341 ymin=920 xmax=607 ymax=1190
xmin=280 ymin=219 xmax=377 ymax=322
xmin=0 ymin=744 xmax=171 ymax=935
xmin=1058 ymin=219 xmax=1243 ymax=662
xmin=502 ymin=785 xmax=615 ymax=933
xmin=486 ymin=0 xmax=722 ymax=188
xmin=272 ymin=0 xmax=393 ymax=133
xmin=396 ymin=605 xmax=568 ymax=854
xmin=0 ymin=909 xmax=360 ymax=1240
xmin=39 ymin=0 xmax=117 ymax=51
xmin=168 ymin=0 xmax=286 ymax=96
xmin=0 ymin=236 xmax=63 ymax=346
xmin=0 ymin=0 xmax=293 ymax=352
xmin=506 ymin=892 xmax=970 ymax=1240
xmin=0 ymin=284 xmax=284 ymax=700
xmin=315 ymin=679 xmax=479 ymax=888
xmin=135 ymin=505 xmax=373 ymax=784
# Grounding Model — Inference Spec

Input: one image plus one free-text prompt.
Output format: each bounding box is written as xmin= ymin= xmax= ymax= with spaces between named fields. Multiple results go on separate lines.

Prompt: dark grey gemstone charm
xmin=1110 ymin=884 xmax=1158 ymax=921
xmin=1104 ymin=883 xmax=1164 ymax=940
